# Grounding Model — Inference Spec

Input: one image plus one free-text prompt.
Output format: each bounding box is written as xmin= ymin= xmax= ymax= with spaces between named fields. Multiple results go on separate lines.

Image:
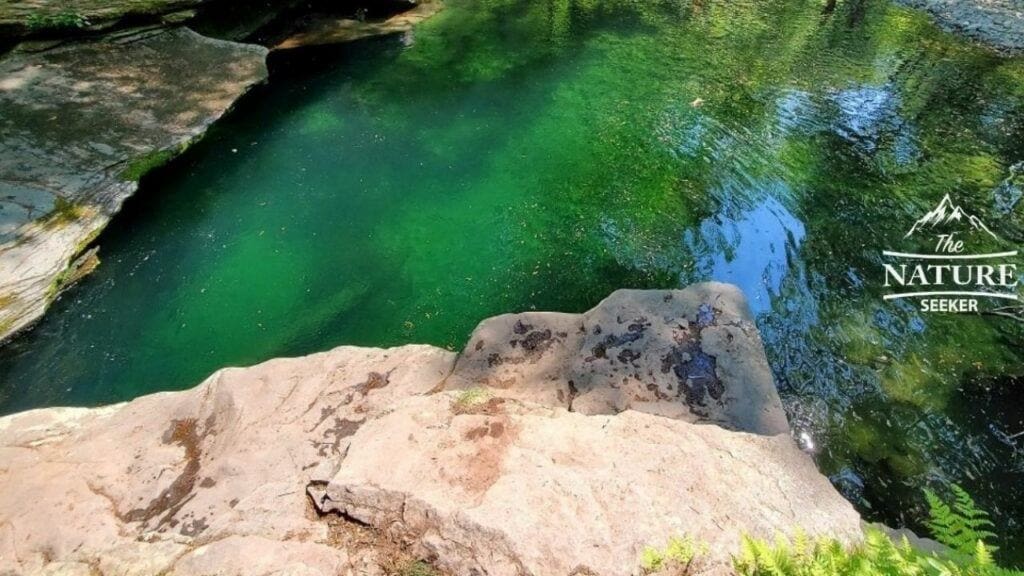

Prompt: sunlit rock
xmin=0 ymin=284 xmax=863 ymax=575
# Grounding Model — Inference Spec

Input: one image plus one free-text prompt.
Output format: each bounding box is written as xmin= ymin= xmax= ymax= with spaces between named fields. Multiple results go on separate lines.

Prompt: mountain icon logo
xmin=904 ymin=194 xmax=998 ymax=239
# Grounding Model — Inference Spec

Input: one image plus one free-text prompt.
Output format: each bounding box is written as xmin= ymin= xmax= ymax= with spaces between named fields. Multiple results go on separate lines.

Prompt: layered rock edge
xmin=0 ymin=26 xmax=269 ymax=343
xmin=0 ymin=284 xmax=863 ymax=576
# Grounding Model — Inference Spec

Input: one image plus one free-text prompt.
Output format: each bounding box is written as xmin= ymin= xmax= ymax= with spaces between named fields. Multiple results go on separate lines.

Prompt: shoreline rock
xmin=0 ymin=26 xmax=269 ymax=343
xmin=895 ymin=0 xmax=1024 ymax=54
xmin=0 ymin=285 xmax=864 ymax=575
xmin=273 ymin=0 xmax=445 ymax=50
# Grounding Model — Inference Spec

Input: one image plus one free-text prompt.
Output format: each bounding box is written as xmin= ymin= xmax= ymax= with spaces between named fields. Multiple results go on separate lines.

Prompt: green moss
xmin=25 ymin=11 xmax=89 ymax=31
xmin=640 ymin=535 xmax=708 ymax=574
xmin=42 ymin=197 xmax=88 ymax=229
xmin=119 ymin=148 xmax=178 ymax=182
xmin=44 ymin=267 xmax=73 ymax=304
xmin=44 ymin=249 xmax=100 ymax=304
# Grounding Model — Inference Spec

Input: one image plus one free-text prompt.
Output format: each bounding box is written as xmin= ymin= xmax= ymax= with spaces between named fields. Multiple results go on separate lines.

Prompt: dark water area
xmin=1 ymin=0 xmax=1023 ymax=560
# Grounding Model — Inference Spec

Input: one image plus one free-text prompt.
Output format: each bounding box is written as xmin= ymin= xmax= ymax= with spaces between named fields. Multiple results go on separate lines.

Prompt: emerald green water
xmin=2 ymin=0 xmax=1024 ymax=557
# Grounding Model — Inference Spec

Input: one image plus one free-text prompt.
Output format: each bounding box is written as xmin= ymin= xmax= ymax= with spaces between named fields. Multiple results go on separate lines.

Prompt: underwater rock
xmin=0 ymin=285 xmax=863 ymax=575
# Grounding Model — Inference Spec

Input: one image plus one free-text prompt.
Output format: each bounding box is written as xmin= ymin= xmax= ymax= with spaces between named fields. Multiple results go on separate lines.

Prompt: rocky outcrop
xmin=0 ymin=0 xmax=206 ymax=40
xmin=274 ymin=0 xmax=445 ymax=50
xmin=0 ymin=285 xmax=864 ymax=576
xmin=895 ymin=0 xmax=1024 ymax=53
xmin=0 ymin=27 xmax=268 ymax=342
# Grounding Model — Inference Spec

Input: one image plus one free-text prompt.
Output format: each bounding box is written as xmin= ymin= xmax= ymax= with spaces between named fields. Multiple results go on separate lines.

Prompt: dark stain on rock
xmin=567 ymin=380 xmax=579 ymax=412
xmin=617 ymin=349 xmax=641 ymax=364
xmin=356 ymin=371 xmax=390 ymax=395
xmin=696 ymin=303 xmax=719 ymax=328
xmin=627 ymin=317 xmax=650 ymax=333
xmin=589 ymin=319 xmax=649 ymax=361
xmin=199 ymin=477 xmax=216 ymax=488
xmin=309 ymin=404 xmax=338 ymax=432
xmin=125 ymin=417 xmax=210 ymax=528
xmin=676 ymin=350 xmax=721 ymax=410
xmin=513 ymin=320 xmax=533 ymax=335
xmin=475 ymin=339 xmax=485 ymax=351
xmin=465 ymin=420 xmax=506 ymax=441
xmin=659 ymin=322 xmax=724 ymax=415
xmin=180 ymin=516 xmax=209 ymax=537
xmin=487 ymin=352 xmax=524 ymax=368
xmin=338 ymin=369 xmax=394 ymax=407
xmin=509 ymin=328 xmax=555 ymax=360
xmin=646 ymin=382 xmax=670 ymax=401
xmin=311 ymin=418 xmax=363 ymax=457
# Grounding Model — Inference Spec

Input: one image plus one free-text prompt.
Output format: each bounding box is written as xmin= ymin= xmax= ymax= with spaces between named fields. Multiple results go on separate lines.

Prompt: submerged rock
xmin=0 ymin=27 xmax=268 ymax=342
xmin=0 ymin=285 xmax=863 ymax=575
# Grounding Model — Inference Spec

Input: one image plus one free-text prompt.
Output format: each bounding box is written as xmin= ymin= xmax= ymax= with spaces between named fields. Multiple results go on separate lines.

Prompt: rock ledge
xmin=0 ymin=284 xmax=862 ymax=575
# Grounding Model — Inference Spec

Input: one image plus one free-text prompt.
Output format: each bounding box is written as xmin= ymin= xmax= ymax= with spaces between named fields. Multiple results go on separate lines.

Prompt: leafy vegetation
xmin=119 ymin=148 xmax=178 ymax=182
xmin=925 ymin=485 xmax=998 ymax=555
xmin=733 ymin=486 xmax=1022 ymax=576
xmin=25 ymin=11 xmax=89 ymax=31
xmin=641 ymin=535 xmax=709 ymax=574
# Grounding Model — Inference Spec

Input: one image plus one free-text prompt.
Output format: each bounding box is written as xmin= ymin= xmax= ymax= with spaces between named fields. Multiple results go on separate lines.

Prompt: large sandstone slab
xmin=0 ymin=344 xmax=455 ymax=575
xmin=0 ymin=27 xmax=268 ymax=342
xmin=0 ymin=286 xmax=863 ymax=575
xmin=313 ymin=394 xmax=860 ymax=575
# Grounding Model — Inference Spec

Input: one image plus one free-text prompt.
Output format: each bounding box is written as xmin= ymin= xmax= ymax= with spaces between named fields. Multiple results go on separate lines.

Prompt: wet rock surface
xmin=0 ymin=27 xmax=268 ymax=342
xmin=0 ymin=285 xmax=863 ymax=575
xmin=895 ymin=0 xmax=1024 ymax=53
